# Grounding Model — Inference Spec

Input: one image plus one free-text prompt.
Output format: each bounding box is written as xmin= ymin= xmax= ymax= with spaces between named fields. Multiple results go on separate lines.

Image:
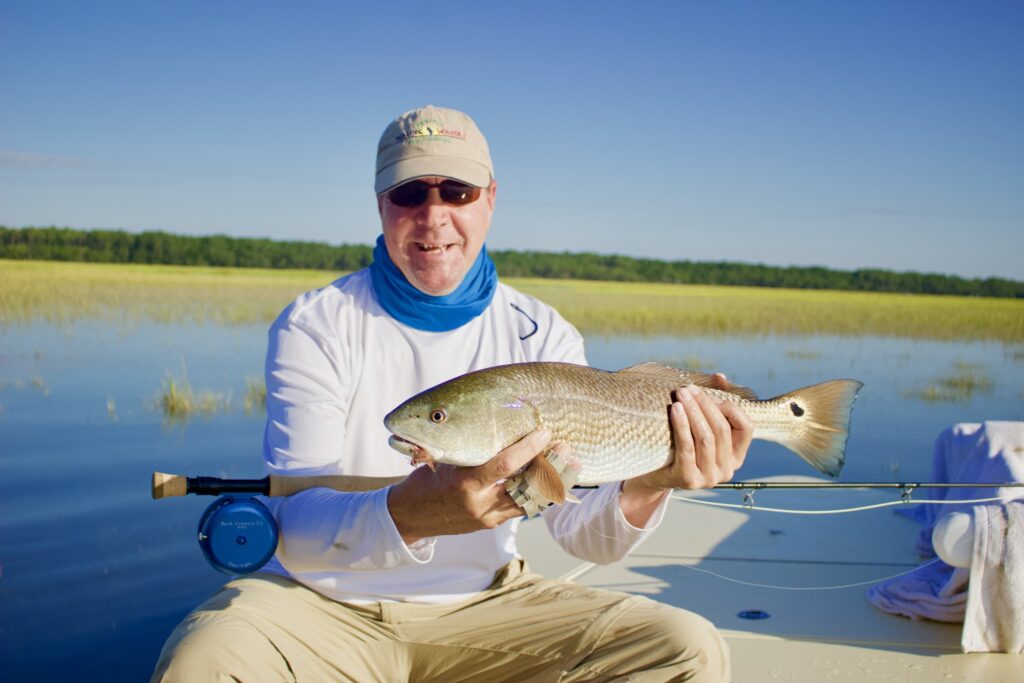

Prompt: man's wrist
xmin=619 ymin=477 xmax=670 ymax=528
xmin=387 ymin=480 xmax=428 ymax=545
xmin=621 ymin=474 xmax=669 ymax=501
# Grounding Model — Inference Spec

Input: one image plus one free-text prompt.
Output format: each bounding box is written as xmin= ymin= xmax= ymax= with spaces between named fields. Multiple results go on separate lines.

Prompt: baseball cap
xmin=374 ymin=106 xmax=493 ymax=194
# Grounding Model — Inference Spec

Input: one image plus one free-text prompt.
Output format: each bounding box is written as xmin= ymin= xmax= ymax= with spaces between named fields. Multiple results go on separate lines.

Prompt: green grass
xmin=2 ymin=259 xmax=1022 ymax=341
xmin=155 ymin=371 xmax=266 ymax=422
xmin=904 ymin=362 xmax=996 ymax=403
xmin=510 ymin=277 xmax=1024 ymax=341
xmin=243 ymin=376 xmax=266 ymax=415
xmin=157 ymin=371 xmax=231 ymax=423
xmin=0 ymin=377 xmax=48 ymax=394
xmin=653 ymin=355 xmax=716 ymax=372
xmin=0 ymin=259 xmax=333 ymax=327
xmin=784 ymin=349 xmax=823 ymax=360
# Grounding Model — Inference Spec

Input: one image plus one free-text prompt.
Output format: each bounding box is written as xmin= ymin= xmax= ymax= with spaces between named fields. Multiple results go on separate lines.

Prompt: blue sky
xmin=1 ymin=1 xmax=1021 ymax=280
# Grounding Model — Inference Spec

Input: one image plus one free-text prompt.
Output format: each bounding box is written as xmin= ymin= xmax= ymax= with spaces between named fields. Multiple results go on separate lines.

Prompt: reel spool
xmin=197 ymin=495 xmax=279 ymax=574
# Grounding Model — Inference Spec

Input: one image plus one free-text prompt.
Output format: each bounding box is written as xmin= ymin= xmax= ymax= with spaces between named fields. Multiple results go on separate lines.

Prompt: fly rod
xmin=710 ymin=482 xmax=1024 ymax=490
xmin=153 ymin=471 xmax=1024 ymax=500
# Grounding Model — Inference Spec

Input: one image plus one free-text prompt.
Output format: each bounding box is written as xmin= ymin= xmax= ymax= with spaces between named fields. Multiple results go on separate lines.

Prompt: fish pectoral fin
xmin=618 ymin=363 xmax=759 ymax=400
xmin=523 ymin=454 xmax=567 ymax=504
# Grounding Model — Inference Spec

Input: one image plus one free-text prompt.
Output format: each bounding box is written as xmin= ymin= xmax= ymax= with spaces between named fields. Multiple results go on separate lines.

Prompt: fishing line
xmin=664 ymin=559 xmax=945 ymax=591
xmin=670 ymin=494 xmax=1011 ymax=515
xmin=567 ymin=512 xmax=949 ymax=591
xmin=563 ymin=486 xmax=1007 ymax=591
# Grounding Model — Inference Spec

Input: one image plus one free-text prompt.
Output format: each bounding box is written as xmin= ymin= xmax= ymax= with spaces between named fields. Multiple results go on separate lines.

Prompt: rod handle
xmin=152 ymin=471 xmax=188 ymax=499
xmin=267 ymin=473 xmax=407 ymax=496
xmin=151 ymin=471 xmax=408 ymax=499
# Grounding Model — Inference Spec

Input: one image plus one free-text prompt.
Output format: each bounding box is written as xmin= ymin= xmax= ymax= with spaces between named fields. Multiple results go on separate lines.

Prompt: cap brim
xmin=375 ymin=156 xmax=491 ymax=194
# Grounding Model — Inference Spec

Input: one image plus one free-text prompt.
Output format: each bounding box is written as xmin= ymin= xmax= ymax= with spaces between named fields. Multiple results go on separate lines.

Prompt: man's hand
xmin=387 ymin=428 xmax=553 ymax=545
xmin=620 ymin=374 xmax=754 ymax=526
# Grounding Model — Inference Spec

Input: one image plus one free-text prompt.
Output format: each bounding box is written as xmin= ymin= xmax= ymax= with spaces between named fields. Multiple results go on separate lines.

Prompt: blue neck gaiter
xmin=368 ymin=235 xmax=498 ymax=332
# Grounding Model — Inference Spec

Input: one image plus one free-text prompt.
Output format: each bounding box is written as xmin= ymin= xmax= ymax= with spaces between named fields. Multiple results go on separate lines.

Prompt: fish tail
xmin=764 ymin=379 xmax=864 ymax=477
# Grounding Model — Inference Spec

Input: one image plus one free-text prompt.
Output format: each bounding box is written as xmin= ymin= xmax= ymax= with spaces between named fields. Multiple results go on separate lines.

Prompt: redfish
xmin=384 ymin=362 xmax=862 ymax=503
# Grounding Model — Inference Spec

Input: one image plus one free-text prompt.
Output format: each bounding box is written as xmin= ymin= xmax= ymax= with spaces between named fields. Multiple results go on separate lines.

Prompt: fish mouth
xmin=387 ymin=434 xmax=442 ymax=469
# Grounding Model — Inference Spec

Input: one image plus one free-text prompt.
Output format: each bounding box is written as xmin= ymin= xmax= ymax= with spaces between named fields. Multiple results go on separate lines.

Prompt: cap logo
xmin=396 ymin=118 xmax=466 ymax=146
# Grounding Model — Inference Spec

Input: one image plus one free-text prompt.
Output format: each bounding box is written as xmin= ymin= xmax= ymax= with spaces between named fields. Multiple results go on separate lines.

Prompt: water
xmin=1 ymin=322 xmax=1021 ymax=681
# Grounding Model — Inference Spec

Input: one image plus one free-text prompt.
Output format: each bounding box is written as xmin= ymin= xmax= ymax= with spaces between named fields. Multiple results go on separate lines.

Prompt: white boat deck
xmin=517 ymin=477 xmax=1022 ymax=682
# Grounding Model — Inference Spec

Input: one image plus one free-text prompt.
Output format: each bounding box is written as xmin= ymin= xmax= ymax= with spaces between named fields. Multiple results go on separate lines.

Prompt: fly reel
xmin=197 ymin=495 xmax=279 ymax=575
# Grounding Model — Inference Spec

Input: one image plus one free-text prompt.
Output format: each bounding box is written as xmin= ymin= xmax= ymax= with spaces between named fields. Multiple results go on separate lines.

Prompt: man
xmin=153 ymin=106 xmax=753 ymax=682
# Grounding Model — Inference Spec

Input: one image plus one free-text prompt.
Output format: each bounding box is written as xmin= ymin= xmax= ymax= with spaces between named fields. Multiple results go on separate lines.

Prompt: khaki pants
xmin=152 ymin=560 xmax=729 ymax=682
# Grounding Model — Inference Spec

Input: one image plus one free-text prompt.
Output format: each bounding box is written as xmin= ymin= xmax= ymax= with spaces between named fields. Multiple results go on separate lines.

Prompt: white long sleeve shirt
xmin=260 ymin=268 xmax=669 ymax=604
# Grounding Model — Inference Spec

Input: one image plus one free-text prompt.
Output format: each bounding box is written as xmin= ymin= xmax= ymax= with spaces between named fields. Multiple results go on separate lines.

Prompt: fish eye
xmin=430 ymin=408 xmax=448 ymax=424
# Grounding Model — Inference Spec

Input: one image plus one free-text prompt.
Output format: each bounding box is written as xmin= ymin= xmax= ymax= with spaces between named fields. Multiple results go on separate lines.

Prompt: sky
xmin=1 ymin=1 xmax=1022 ymax=280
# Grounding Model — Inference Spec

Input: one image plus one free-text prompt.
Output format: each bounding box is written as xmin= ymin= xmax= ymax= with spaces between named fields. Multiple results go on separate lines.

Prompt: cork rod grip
xmin=152 ymin=472 xmax=189 ymax=499
xmin=267 ymin=474 xmax=407 ymax=496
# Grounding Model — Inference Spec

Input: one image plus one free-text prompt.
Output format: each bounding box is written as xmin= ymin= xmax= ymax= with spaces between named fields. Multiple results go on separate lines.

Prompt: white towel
xmin=867 ymin=421 xmax=1024 ymax=643
xmin=962 ymin=500 xmax=1024 ymax=653
xmin=903 ymin=421 xmax=1024 ymax=556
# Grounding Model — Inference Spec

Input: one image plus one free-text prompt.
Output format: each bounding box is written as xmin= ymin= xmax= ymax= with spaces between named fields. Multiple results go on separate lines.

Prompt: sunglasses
xmin=386 ymin=179 xmax=482 ymax=208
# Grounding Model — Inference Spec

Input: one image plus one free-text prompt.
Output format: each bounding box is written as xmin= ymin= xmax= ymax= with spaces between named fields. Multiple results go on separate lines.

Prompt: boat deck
xmin=517 ymin=477 xmax=1021 ymax=682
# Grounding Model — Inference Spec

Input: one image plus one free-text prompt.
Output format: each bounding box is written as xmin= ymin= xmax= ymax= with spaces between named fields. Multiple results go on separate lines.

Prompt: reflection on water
xmin=0 ymin=322 xmax=1022 ymax=681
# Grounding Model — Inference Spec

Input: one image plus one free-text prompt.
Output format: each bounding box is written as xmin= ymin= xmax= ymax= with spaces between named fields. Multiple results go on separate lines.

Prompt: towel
xmin=962 ymin=500 xmax=1024 ymax=653
xmin=866 ymin=421 xmax=1024 ymax=650
xmin=900 ymin=421 xmax=1024 ymax=556
xmin=865 ymin=559 xmax=969 ymax=622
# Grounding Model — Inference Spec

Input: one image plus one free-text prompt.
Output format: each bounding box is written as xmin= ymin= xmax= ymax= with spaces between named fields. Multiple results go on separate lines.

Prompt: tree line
xmin=2 ymin=225 xmax=1021 ymax=298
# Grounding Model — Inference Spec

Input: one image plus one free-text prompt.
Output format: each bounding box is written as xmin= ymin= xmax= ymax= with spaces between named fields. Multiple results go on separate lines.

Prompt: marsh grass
xmin=2 ymin=259 xmax=1022 ymax=341
xmin=904 ymin=362 xmax=996 ymax=403
xmin=30 ymin=376 xmax=48 ymax=395
xmin=243 ymin=376 xmax=266 ymax=415
xmin=0 ymin=376 xmax=48 ymax=394
xmin=512 ymin=278 xmax=1024 ymax=341
xmin=0 ymin=259 xmax=334 ymax=328
xmin=157 ymin=372 xmax=231 ymax=423
xmin=156 ymin=372 xmax=267 ymax=422
xmin=655 ymin=356 xmax=715 ymax=372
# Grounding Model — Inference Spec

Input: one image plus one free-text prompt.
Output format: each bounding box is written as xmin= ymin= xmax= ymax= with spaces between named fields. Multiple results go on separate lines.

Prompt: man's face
xmin=378 ymin=176 xmax=497 ymax=296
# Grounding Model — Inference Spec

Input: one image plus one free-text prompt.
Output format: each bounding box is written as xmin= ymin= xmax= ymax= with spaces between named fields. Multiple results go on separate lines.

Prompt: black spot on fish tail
xmin=765 ymin=379 xmax=862 ymax=477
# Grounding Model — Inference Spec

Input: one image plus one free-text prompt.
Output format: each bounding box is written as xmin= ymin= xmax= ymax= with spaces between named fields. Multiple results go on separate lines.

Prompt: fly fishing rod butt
xmin=152 ymin=471 xmax=188 ymax=499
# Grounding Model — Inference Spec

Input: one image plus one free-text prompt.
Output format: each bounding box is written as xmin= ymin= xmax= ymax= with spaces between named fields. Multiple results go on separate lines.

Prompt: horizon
xmin=1 ymin=2 xmax=1021 ymax=280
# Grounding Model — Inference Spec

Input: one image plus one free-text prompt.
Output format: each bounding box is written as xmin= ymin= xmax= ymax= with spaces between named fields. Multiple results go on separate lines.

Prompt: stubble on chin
xmin=404 ymin=255 xmax=468 ymax=296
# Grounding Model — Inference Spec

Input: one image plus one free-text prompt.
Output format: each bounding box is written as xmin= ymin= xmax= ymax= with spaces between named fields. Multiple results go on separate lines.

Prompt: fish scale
xmin=384 ymin=361 xmax=863 ymax=482
xmin=511 ymin=364 xmax=676 ymax=483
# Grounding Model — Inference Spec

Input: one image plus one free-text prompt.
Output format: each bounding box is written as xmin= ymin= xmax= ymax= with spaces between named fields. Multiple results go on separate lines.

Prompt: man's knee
xmin=571 ymin=596 xmax=729 ymax=682
xmin=655 ymin=606 xmax=730 ymax=670
xmin=619 ymin=600 xmax=731 ymax=681
xmin=151 ymin=614 xmax=293 ymax=683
